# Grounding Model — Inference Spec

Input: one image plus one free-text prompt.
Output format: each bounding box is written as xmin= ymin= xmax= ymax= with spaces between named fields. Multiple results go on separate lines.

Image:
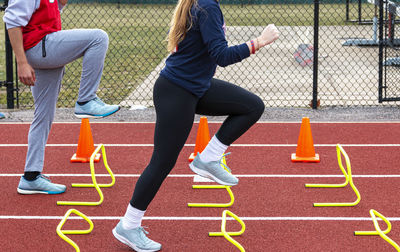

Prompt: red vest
xmin=22 ymin=0 xmax=62 ymax=51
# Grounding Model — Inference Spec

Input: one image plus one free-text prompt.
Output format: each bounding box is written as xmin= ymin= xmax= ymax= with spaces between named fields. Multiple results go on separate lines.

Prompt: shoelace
xmin=138 ymin=226 xmax=154 ymax=245
xmin=39 ymin=174 xmax=51 ymax=182
xmin=93 ymin=97 xmax=105 ymax=106
xmin=139 ymin=226 xmax=149 ymax=235
xmin=219 ymin=152 xmax=232 ymax=173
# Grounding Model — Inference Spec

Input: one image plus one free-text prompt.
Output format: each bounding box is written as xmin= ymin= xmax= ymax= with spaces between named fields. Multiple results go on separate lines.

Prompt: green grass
xmin=220 ymin=4 xmax=356 ymax=26
xmin=0 ymin=3 xmax=375 ymax=108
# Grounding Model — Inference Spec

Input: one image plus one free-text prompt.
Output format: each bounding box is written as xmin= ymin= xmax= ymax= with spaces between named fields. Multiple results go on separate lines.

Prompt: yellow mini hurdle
xmin=209 ymin=210 xmax=246 ymax=252
xmin=56 ymin=209 xmax=93 ymax=252
xmin=355 ymin=209 xmax=400 ymax=251
xmin=305 ymin=144 xmax=361 ymax=207
xmin=57 ymin=144 xmax=115 ymax=206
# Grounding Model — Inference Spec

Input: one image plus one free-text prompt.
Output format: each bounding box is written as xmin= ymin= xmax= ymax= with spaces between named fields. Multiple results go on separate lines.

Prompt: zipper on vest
xmin=42 ymin=36 xmax=46 ymax=57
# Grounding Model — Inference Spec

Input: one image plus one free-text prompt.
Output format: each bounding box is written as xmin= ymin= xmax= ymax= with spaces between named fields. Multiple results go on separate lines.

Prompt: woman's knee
xmin=250 ymin=94 xmax=265 ymax=120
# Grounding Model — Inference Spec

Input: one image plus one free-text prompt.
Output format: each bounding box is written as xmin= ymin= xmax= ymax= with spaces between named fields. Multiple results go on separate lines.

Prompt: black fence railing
xmin=379 ymin=0 xmax=400 ymax=102
xmin=0 ymin=0 xmax=399 ymax=109
xmin=0 ymin=0 xmax=16 ymax=109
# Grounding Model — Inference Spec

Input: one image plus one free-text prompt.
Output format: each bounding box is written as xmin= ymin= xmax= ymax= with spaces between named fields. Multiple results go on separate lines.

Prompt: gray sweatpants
xmin=24 ymin=29 xmax=109 ymax=172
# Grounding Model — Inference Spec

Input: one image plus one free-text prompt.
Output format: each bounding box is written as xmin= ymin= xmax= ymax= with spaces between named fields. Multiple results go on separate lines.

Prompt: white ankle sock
xmin=121 ymin=204 xmax=146 ymax=230
xmin=199 ymin=135 xmax=228 ymax=163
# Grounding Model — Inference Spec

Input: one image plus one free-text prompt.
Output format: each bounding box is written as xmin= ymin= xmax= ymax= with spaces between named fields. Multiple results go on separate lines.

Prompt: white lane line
xmin=1 ymin=174 xmax=400 ymax=178
xmin=192 ymin=174 xmax=400 ymax=183
xmin=0 ymin=144 xmax=154 ymax=147
xmin=0 ymin=215 xmax=400 ymax=221
xmin=2 ymin=144 xmax=400 ymax=147
xmin=1 ymin=121 xmax=400 ymax=125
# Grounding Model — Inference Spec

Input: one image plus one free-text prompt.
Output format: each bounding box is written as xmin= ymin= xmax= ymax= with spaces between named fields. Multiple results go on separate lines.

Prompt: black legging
xmin=130 ymin=75 xmax=265 ymax=210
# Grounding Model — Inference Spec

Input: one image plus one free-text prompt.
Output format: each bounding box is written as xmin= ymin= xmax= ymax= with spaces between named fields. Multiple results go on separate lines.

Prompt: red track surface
xmin=1 ymin=121 xmax=400 ymax=251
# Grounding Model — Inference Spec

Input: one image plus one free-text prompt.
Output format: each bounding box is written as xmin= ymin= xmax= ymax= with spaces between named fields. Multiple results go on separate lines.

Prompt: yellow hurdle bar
xmin=57 ymin=144 xmax=114 ymax=206
xmin=355 ymin=209 xmax=400 ymax=251
xmin=305 ymin=143 xmax=349 ymax=188
xmin=209 ymin=210 xmax=246 ymax=252
xmin=187 ymin=185 xmax=234 ymax=208
xmin=72 ymin=144 xmax=115 ymax=188
xmin=306 ymin=144 xmax=361 ymax=207
xmin=56 ymin=209 xmax=94 ymax=252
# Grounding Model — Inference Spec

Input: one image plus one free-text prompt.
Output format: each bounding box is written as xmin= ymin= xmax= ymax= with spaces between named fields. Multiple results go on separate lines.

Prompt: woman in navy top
xmin=113 ymin=0 xmax=279 ymax=250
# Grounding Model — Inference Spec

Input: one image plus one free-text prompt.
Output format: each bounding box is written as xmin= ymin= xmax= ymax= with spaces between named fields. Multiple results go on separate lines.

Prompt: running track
xmin=1 ymin=121 xmax=400 ymax=251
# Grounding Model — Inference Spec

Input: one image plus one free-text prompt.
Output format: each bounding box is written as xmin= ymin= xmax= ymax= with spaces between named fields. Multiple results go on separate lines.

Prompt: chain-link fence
xmin=2 ymin=0 xmax=400 ymax=108
xmin=380 ymin=0 xmax=400 ymax=102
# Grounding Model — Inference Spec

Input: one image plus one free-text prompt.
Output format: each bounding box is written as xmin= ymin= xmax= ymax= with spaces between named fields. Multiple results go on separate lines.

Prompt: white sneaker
xmin=112 ymin=221 xmax=162 ymax=252
xmin=74 ymin=97 xmax=120 ymax=118
xmin=189 ymin=153 xmax=238 ymax=186
xmin=17 ymin=175 xmax=66 ymax=194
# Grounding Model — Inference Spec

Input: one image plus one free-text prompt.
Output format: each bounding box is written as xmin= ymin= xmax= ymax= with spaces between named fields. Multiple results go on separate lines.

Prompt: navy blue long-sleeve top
xmin=160 ymin=0 xmax=250 ymax=97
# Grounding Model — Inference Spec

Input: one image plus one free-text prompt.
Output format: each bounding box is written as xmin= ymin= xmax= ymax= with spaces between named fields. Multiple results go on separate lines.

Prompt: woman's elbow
xmin=215 ymin=57 xmax=230 ymax=67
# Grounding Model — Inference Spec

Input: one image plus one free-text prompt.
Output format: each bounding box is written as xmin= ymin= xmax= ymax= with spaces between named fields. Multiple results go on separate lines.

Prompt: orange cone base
xmin=291 ymin=153 xmax=320 ymax=163
xmin=189 ymin=152 xmax=196 ymax=162
xmin=70 ymin=153 xmax=101 ymax=163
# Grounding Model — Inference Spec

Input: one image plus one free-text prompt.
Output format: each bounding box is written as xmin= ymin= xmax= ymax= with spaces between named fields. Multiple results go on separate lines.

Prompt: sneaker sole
xmin=17 ymin=188 xmax=65 ymax=195
xmin=74 ymin=107 xmax=121 ymax=119
xmin=112 ymin=228 xmax=160 ymax=252
xmin=189 ymin=163 xmax=238 ymax=186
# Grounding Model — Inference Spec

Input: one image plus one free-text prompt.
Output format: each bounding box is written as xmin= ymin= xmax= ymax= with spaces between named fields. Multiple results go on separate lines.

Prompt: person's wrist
xmin=257 ymin=36 xmax=264 ymax=49
xmin=17 ymin=60 xmax=29 ymax=66
xmin=255 ymin=37 xmax=260 ymax=51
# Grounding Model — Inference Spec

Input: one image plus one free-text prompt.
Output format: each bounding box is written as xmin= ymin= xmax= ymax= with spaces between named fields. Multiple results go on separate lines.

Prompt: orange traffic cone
xmin=71 ymin=118 xmax=100 ymax=163
xmin=291 ymin=117 xmax=320 ymax=162
xmin=189 ymin=116 xmax=210 ymax=162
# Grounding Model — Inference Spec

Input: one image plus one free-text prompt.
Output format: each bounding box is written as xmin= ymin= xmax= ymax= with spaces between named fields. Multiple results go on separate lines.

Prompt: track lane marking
xmin=1 ymin=216 xmax=400 ymax=221
xmin=2 ymin=144 xmax=400 ymax=147
xmin=2 ymin=174 xmax=400 ymax=178
xmin=1 ymin=121 xmax=400 ymax=125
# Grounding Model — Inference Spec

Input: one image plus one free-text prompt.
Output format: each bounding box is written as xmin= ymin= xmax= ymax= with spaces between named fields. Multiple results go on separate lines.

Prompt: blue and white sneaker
xmin=74 ymin=97 xmax=120 ymax=118
xmin=17 ymin=175 xmax=66 ymax=195
xmin=0 ymin=112 xmax=5 ymax=119
xmin=189 ymin=153 xmax=239 ymax=186
xmin=113 ymin=221 xmax=162 ymax=252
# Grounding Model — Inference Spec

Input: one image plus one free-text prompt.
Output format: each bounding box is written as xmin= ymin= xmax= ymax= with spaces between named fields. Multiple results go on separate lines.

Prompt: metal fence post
xmin=378 ymin=0 xmax=384 ymax=103
xmin=5 ymin=22 xmax=14 ymax=109
xmin=358 ymin=0 xmax=362 ymax=24
xmin=312 ymin=0 xmax=319 ymax=109
xmin=1 ymin=0 xmax=15 ymax=109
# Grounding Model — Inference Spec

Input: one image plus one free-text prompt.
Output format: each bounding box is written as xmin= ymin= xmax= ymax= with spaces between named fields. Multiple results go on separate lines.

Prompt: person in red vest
xmin=3 ymin=0 xmax=120 ymax=195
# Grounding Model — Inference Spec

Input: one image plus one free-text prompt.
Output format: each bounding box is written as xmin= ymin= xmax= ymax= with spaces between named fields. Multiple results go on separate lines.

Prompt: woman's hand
xmin=257 ymin=24 xmax=279 ymax=48
xmin=17 ymin=62 xmax=36 ymax=86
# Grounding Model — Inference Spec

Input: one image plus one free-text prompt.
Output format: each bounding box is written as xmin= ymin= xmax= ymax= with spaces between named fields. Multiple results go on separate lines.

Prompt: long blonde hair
xmin=167 ymin=0 xmax=197 ymax=52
